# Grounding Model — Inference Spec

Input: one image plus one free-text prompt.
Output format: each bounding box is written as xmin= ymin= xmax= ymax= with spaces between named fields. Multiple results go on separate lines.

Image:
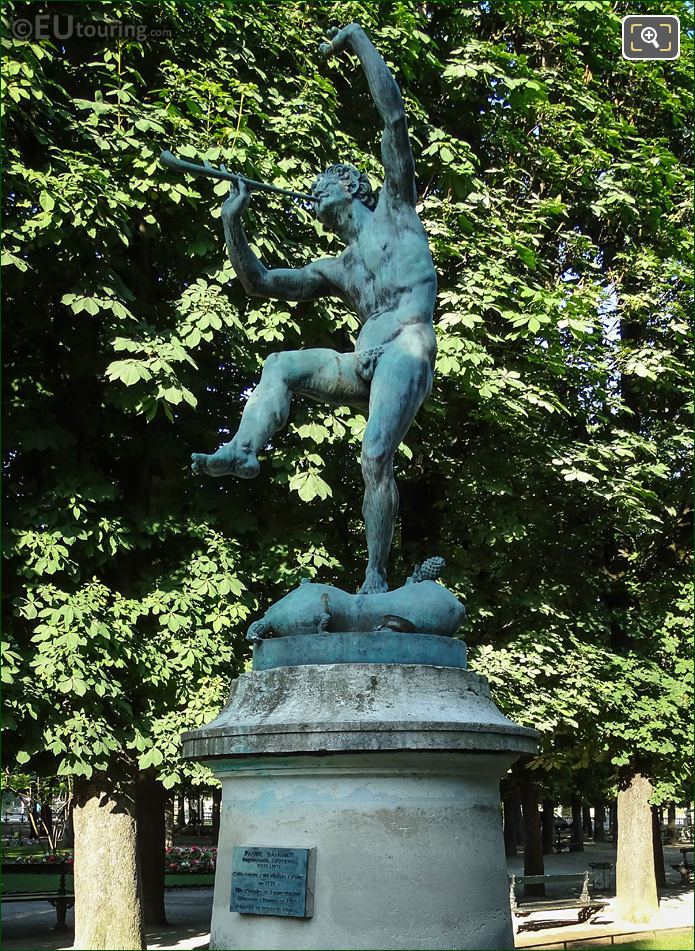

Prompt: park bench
xmin=670 ymin=846 xmax=693 ymax=885
xmin=1 ymin=861 xmax=74 ymax=929
xmin=554 ymin=826 xmax=571 ymax=853
xmin=508 ymin=871 xmax=607 ymax=933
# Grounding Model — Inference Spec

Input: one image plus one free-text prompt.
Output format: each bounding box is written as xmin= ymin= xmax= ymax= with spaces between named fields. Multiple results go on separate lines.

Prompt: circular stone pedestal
xmin=182 ymin=635 xmax=537 ymax=951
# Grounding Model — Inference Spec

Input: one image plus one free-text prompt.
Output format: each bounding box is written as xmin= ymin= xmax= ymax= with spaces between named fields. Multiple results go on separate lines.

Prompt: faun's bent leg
xmin=192 ymin=349 xmax=368 ymax=477
xmin=360 ymin=347 xmax=433 ymax=593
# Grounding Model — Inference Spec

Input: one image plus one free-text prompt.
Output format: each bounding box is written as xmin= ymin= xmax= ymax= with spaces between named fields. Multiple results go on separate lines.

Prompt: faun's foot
xmin=359 ymin=571 xmax=389 ymax=595
xmin=191 ymin=442 xmax=260 ymax=479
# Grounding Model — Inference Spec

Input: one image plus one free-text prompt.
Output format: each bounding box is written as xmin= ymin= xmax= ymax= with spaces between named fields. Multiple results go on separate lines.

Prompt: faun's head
xmin=311 ymin=164 xmax=376 ymax=229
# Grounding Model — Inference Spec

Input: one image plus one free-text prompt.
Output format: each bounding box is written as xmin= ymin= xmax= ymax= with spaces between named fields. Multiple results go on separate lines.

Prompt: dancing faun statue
xmin=190 ymin=24 xmax=437 ymax=596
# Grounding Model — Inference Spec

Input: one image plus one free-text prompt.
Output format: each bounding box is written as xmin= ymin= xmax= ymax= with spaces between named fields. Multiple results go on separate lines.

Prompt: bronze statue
xmin=188 ymin=25 xmax=437 ymax=595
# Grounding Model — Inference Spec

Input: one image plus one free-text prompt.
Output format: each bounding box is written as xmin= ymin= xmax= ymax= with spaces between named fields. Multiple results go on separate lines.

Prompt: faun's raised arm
xmin=321 ymin=24 xmax=416 ymax=208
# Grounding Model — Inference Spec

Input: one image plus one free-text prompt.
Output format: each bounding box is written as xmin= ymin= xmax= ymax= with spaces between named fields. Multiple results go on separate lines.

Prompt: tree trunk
xmin=137 ymin=771 xmax=168 ymax=927
xmin=616 ymin=773 xmax=659 ymax=923
xmin=211 ymin=787 xmax=222 ymax=846
xmin=583 ymin=803 xmax=593 ymax=838
xmin=165 ymin=797 xmax=174 ymax=848
xmin=188 ymin=797 xmax=198 ymax=832
xmin=651 ymin=805 xmax=667 ymax=889
xmin=30 ymin=802 xmax=40 ymax=839
xmin=176 ymin=792 xmax=185 ymax=829
xmin=503 ymin=792 xmax=520 ymax=856
xmin=40 ymin=802 xmax=53 ymax=840
xmin=593 ymin=801 xmax=606 ymax=842
xmin=520 ymin=776 xmax=544 ymax=896
xmin=62 ymin=801 xmax=74 ymax=847
xmin=610 ymin=799 xmax=618 ymax=843
xmin=515 ymin=797 xmax=524 ymax=848
xmin=570 ymin=795 xmax=584 ymax=851
xmin=665 ymin=802 xmax=677 ymax=844
xmin=73 ymin=777 xmax=145 ymax=950
xmin=541 ymin=799 xmax=555 ymax=855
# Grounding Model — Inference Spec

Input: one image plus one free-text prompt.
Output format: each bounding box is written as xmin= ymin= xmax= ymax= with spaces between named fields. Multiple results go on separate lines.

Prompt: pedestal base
xmin=182 ymin=649 xmax=537 ymax=950
xmin=211 ymin=751 xmax=519 ymax=950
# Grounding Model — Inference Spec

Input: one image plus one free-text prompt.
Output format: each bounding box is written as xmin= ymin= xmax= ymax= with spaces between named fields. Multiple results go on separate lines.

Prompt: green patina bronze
xmin=252 ymin=632 xmax=468 ymax=672
xmin=186 ymin=24 xmax=437 ymax=597
xmin=162 ymin=24 xmax=465 ymax=642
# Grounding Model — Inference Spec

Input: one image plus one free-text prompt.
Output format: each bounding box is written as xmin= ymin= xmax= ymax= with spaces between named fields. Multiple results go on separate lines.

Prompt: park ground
xmin=1 ymin=840 xmax=692 ymax=951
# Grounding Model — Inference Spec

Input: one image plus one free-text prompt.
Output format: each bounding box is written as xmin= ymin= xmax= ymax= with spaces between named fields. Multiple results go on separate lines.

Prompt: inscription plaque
xmin=230 ymin=845 xmax=315 ymax=918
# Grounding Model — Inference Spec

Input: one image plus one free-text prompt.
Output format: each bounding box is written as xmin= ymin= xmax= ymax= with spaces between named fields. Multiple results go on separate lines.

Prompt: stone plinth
xmin=182 ymin=634 xmax=537 ymax=950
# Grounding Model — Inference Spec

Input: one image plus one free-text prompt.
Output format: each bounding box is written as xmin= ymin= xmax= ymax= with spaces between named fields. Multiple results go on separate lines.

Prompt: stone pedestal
xmin=182 ymin=633 xmax=537 ymax=951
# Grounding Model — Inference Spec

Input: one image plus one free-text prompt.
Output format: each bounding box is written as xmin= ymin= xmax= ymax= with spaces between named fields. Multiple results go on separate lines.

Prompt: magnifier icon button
xmin=640 ymin=26 xmax=660 ymax=49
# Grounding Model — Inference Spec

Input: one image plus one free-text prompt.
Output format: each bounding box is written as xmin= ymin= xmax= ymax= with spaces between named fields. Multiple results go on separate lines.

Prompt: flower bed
xmin=165 ymin=845 xmax=216 ymax=874
xmin=8 ymin=852 xmax=73 ymax=866
xmin=4 ymin=845 xmax=216 ymax=874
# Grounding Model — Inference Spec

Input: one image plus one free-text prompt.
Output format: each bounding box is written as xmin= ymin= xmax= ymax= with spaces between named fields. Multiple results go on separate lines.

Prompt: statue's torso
xmin=336 ymin=203 xmax=437 ymax=355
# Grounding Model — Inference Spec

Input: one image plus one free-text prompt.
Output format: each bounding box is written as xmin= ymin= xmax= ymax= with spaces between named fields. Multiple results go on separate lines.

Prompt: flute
xmin=159 ymin=150 xmax=318 ymax=202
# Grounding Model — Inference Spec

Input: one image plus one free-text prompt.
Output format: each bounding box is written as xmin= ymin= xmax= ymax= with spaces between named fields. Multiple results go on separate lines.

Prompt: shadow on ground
xmin=0 ymin=888 xmax=213 ymax=951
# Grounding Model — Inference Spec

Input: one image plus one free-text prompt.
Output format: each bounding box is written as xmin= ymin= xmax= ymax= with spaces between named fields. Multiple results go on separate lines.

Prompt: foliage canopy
xmin=2 ymin=0 xmax=692 ymax=801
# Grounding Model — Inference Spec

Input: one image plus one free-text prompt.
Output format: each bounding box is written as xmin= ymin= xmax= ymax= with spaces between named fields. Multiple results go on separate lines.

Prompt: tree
xmin=616 ymin=773 xmax=658 ymax=923
xmin=432 ymin=0 xmax=693 ymax=905
xmin=73 ymin=775 xmax=145 ymax=949
xmin=1 ymin=769 xmax=72 ymax=851
xmin=3 ymin=0 xmax=692 ymax=942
